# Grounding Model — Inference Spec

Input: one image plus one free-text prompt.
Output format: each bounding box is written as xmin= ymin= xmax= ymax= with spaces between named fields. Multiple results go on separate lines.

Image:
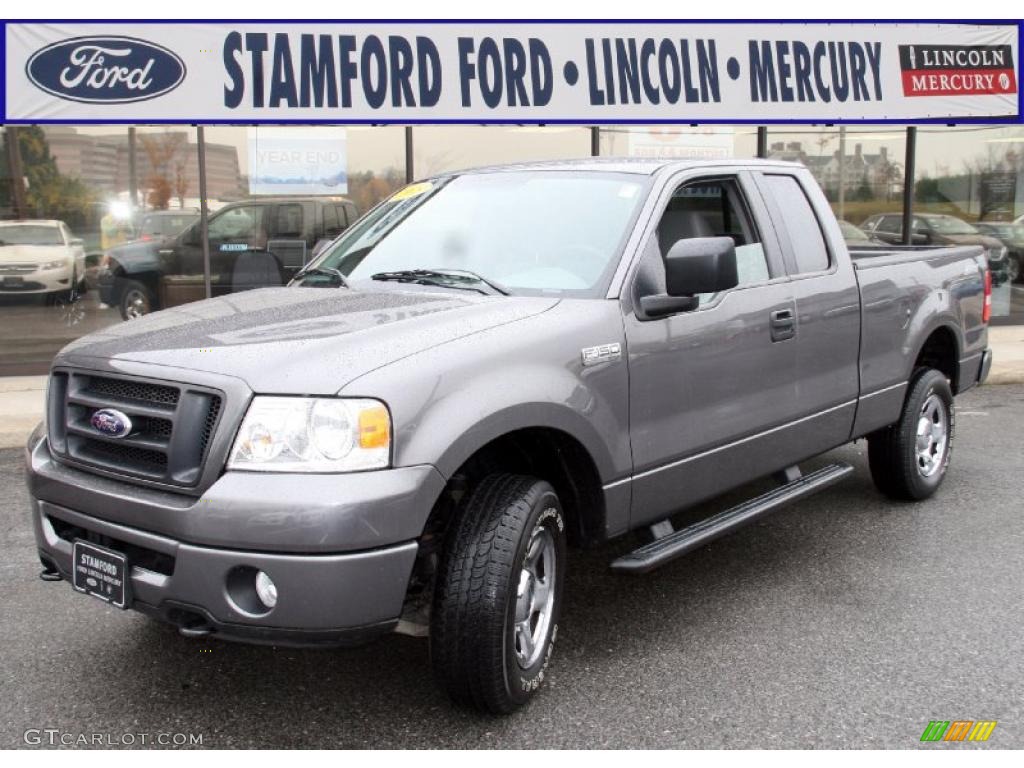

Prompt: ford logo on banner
xmin=90 ymin=408 xmax=133 ymax=439
xmin=26 ymin=35 xmax=186 ymax=104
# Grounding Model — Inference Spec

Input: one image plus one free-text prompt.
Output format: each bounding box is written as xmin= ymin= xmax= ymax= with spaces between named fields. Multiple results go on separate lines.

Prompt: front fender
xmin=338 ymin=300 xmax=631 ymax=481
xmin=395 ymin=363 xmax=623 ymax=483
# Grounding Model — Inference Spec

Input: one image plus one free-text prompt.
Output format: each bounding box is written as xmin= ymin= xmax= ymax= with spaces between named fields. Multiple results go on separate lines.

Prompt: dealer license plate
xmin=72 ymin=540 xmax=129 ymax=609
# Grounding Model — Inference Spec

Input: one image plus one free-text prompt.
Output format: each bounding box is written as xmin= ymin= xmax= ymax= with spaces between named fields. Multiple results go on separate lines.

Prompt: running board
xmin=611 ymin=463 xmax=854 ymax=575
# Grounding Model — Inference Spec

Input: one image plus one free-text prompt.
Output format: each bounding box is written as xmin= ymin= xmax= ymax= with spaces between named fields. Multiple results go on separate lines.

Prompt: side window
xmin=337 ymin=204 xmax=350 ymax=227
xmin=654 ymin=178 xmax=769 ymax=306
xmin=208 ymin=206 xmax=265 ymax=244
xmin=323 ymin=205 xmax=339 ymax=236
xmin=763 ymin=175 xmax=830 ymax=274
xmin=878 ymin=215 xmax=902 ymax=235
xmin=274 ymin=204 xmax=304 ymax=238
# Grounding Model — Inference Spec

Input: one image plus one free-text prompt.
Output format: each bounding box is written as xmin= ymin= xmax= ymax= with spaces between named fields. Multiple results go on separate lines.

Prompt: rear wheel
xmin=430 ymin=473 xmax=566 ymax=714
xmin=868 ymin=368 xmax=954 ymax=501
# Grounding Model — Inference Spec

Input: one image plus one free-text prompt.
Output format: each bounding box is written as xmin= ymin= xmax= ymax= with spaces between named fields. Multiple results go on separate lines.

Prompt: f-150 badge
xmin=581 ymin=343 xmax=622 ymax=366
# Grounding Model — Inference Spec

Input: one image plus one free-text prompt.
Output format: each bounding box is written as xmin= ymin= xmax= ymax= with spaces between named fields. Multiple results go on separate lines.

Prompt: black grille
xmin=200 ymin=397 xmax=221 ymax=455
xmin=49 ymin=371 xmax=223 ymax=490
xmin=78 ymin=440 xmax=169 ymax=473
xmin=86 ymin=376 xmax=180 ymax=406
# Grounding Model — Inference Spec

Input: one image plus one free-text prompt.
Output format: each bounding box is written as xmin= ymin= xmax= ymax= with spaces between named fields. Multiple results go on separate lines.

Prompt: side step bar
xmin=611 ymin=463 xmax=854 ymax=574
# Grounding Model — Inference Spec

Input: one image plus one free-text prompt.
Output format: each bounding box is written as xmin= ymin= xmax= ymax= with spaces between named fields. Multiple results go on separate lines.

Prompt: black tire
xmin=868 ymin=368 xmax=955 ymax=501
xmin=118 ymin=279 xmax=154 ymax=320
xmin=430 ymin=473 xmax=566 ymax=714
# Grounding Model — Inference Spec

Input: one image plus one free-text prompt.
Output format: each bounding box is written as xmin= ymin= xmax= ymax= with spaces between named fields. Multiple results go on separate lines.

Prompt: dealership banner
xmin=3 ymin=21 xmax=1019 ymax=122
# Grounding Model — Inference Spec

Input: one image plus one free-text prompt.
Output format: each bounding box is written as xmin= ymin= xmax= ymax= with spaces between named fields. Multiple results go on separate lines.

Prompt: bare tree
xmin=140 ymin=132 xmax=186 ymax=210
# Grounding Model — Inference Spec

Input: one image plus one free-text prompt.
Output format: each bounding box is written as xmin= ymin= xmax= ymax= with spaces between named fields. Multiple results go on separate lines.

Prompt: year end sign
xmin=4 ymin=22 xmax=1019 ymax=121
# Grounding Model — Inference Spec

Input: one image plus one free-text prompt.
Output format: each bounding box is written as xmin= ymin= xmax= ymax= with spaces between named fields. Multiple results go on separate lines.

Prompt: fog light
xmin=254 ymin=570 xmax=277 ymax=609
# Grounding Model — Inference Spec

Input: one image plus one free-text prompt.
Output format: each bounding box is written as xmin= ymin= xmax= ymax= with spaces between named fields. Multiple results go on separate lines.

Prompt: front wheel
xmin=430 ymin=474 xmax=566 ymax=714
xmin=868 ymin=368 xmax=955 ymax=501
xmin=118 ymin=279 xmax=154 ymax=320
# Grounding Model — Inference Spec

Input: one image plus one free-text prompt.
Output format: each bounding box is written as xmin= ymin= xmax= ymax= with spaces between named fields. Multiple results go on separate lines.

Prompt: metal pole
xmin=127 ymin=126 xmax=138 ymax=210
xmin=901 ymin=126 xmax=917 ymax=246
xmin=4 ymin=126 xmax=29 ymax=219
xmin=591 ymin=126 xmax=601 ymax=156
xmin=756 ymin=126 xmax=768 ymax=159
xmin=837 ymin=126 xmax=846 ymax=221
xmin=196 ymin=126 xmax=212 ymax=299
xmin=404 ymin=126 xmax=414 ymax=183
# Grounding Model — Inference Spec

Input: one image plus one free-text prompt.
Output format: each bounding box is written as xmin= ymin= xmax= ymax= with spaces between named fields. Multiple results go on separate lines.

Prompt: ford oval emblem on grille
xmin=26 ymin=36 xmax=186 ymax=104
xmin=90 ymin=408 xmax=133 ymax=438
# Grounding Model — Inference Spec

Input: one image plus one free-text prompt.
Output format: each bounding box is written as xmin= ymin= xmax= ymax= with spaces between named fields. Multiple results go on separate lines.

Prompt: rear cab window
xmin=760 ymin=174 xmax=832 ymax=275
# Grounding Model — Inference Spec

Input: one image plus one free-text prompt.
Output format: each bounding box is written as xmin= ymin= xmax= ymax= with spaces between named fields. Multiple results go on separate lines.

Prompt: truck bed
xmin=848 ymin=242 xmax=988 ymax=440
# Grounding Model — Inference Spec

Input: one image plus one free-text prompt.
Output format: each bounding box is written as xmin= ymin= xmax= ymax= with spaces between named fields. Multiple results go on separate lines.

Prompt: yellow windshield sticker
xmin=391 ymin=181 xmax=433 ymax=201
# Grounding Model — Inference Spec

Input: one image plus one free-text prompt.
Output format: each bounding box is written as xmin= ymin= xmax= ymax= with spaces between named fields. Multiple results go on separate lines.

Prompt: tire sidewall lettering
xmin=512 ymin=501 xmax=564 ymax=696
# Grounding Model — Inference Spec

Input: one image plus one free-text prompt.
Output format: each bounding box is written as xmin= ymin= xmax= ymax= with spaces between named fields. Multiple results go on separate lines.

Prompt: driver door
xmin=624 ymin=172 xmax=801 ymax=528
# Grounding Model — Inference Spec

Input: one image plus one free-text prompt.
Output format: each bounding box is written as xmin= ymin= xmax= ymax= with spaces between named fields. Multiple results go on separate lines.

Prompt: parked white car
xmin=0 ymin=220 xmax=86 ymax=298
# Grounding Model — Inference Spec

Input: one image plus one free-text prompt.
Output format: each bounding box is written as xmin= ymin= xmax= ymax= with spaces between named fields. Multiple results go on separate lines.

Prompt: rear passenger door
xmin=624 ymin=172 xmax=800 ymax=528
xmin=753 ymin=171 xmax=860 ymax=451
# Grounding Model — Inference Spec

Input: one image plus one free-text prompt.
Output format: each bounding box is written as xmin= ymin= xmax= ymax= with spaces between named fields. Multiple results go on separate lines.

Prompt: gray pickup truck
xmin=26 ymin=159 xmax=993 ymax=714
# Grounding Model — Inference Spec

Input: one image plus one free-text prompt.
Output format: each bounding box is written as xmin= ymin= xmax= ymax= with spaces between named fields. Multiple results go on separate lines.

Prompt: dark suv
xmin=100 ymin=197 xmax=358 ymax=318
xmin=861 ymin=212 xmax=1009 ymax=283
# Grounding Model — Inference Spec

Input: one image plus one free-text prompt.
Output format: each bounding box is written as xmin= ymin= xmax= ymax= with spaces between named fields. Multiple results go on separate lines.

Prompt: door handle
xmin=770 ymin=308 xmax=796 ymax=342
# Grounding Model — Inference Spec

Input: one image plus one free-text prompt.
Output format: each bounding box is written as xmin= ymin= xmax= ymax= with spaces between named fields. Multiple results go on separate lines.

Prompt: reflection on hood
xmin=59 ymin=286 xmax=558 ymax=394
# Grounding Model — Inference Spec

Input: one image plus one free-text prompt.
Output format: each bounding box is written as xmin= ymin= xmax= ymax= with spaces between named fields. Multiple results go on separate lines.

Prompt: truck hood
xmin=0 ymin=244 xmax=71 ymax=264
xmin=58 ymin=286 xmax=559 ymax=394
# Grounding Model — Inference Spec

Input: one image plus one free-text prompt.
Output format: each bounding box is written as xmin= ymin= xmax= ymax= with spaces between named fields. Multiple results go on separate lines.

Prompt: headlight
xmin=227 ymin=397 xmax=390 ymax=472
xmin=39 ymin=259 xmax=69 ymax=270
xmin=988 ymin=246 xmax=1007 ymax=262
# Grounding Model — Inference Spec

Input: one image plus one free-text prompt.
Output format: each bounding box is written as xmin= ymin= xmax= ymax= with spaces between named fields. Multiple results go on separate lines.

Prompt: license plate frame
xmin=72 ymin=540 xmax=129 ymax=609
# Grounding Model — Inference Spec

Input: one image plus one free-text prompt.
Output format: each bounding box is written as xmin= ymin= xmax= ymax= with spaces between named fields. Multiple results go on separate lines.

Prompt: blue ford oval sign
xmin=26 ymin=36 xmax=186 ymax=104
xmin=90 ymin=409 xmax=133 ymax=439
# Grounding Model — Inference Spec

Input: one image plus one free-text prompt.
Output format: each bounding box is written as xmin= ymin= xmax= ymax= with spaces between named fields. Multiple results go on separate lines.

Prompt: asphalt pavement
xmin=2 ymin=384 xmax=1022 ymax=749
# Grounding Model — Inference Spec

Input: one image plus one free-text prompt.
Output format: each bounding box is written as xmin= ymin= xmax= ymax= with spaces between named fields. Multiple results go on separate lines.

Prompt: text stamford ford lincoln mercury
xmin=26 ymin=159 xmax=992 ymax=713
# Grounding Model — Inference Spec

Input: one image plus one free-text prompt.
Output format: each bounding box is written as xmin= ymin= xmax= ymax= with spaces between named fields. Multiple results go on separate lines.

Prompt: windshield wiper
xmin=294 ymin=266 xmax=351 ymax=288
xmin=371 ymin=268 xmax=510 ymax=296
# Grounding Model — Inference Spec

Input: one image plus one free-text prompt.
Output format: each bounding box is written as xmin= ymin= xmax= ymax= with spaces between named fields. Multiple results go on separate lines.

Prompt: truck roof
xmin=450 ymin=156 xmax=806 ymax=177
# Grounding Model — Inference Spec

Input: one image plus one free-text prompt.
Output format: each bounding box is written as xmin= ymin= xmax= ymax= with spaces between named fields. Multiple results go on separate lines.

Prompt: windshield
xmin=839 ymin=221 xmax=871 ymax=242
xmin=304 ymin=171 xmax=649 ymax=297
xmin=980 ymin=223 xmax=1024 ymax=239
xmin=142 ymin=214 xmax=198 ymax=237
xmin=925 ymin=216 xmax=978 ymax=235
xmin=0 ymin=224 xmax=63 ymax=246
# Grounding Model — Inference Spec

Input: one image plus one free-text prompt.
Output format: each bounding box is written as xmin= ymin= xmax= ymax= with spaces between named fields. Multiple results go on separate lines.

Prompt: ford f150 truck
xmin=26 ymin=159 xmax=993 ymax=714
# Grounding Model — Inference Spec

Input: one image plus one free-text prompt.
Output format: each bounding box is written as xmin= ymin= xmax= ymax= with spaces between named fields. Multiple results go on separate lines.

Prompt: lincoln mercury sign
xmin=3 ymin=22 xmax=1019 ymax=121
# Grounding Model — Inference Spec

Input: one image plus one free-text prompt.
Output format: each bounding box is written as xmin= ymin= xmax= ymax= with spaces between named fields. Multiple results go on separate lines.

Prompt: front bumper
xmin=0 ymin=266 xmax=72 ymax=294
xmin=27 ymin=431 xmax=445 ymax=646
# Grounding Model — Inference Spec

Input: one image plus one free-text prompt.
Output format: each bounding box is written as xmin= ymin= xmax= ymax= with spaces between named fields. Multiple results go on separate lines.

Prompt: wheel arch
xmin=418 ymin=406 xmax=614 ymax=550
xmin=912 ymin=322 xmax=962 ymax=392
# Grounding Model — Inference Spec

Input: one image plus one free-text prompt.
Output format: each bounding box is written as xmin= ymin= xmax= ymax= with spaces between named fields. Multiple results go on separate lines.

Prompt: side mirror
xmin=640 ymin=237 xmax=739 ymax=319
xmin=911 ymin=232 xmax=929 ymax=245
